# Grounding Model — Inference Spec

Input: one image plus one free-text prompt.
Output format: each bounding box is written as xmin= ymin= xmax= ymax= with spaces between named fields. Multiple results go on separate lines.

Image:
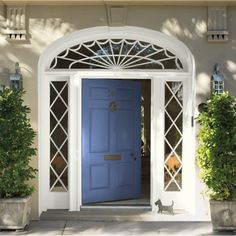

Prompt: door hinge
xmin=191 ymin=116 xmax=194 ymax=127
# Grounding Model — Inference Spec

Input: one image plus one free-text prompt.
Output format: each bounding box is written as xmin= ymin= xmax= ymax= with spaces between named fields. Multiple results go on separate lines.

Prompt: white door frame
xmin=38 ymin=26 xmax=196 ymax=216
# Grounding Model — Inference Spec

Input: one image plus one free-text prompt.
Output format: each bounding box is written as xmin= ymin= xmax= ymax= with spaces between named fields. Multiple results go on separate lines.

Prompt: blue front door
xmin=82 ymin=79 xmax=141 ymax=204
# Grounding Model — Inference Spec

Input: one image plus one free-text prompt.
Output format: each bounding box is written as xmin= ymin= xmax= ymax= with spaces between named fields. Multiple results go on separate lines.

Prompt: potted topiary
xmin=197 ymin=92 xmax=236 ymax=231
xmin=0 ymin=86 xmax=37 ymax=230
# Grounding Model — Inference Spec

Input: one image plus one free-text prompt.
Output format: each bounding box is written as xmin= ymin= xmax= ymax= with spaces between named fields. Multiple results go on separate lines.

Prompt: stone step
xmin=81 ymin=205 xmax=152 ymax=211
xmin=40 ymin=211 xmax=210 ymax=222
xmin=40 ymin=208 xmax=156 ymax=222
xmin=39 ymin=207 xmax=200 ymax=222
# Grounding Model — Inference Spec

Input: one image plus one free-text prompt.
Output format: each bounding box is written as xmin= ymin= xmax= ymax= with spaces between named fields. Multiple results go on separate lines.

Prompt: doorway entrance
xmin=82 ymin=79 xmax=151 ymax=206
xmin=82 ymin=79 xmax=142 ymax=204
xmin=39 ymin=26 xmax=195 ymax=216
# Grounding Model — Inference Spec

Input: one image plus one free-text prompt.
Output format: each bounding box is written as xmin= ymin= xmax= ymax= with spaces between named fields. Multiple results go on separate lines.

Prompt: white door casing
xmin=38 ymin=26 xmax=195 ymax=216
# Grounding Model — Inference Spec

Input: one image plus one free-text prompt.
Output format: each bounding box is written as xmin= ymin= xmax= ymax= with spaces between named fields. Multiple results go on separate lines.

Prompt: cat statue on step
xmin=155 ymin=199 xmax=174 ymax=215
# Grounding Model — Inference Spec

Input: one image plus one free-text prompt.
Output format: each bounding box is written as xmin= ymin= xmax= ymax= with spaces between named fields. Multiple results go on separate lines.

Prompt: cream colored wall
xmin=0 ymin=4 xmax=236 ymax=219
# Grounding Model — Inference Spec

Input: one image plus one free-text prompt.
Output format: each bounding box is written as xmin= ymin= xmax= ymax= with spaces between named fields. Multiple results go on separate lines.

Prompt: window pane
xmin=164 ymin=81 xmax=183 ymax=192
xmin=50 ymin=81 xmax=68 ymax=192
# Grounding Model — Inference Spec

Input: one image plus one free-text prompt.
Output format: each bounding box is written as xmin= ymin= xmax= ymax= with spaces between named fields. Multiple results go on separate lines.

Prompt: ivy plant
xmin=197 ymin=92 xmax=236 ymax=201
xmin=0 ymin=86 xmax=37 ymax=198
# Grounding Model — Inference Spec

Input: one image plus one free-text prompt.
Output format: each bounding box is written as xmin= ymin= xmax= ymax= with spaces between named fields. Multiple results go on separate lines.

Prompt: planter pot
xmin=0 ymin=196 xmax=31 ymax=230
xmin=210 ymin=200 xmax=236 ymax=231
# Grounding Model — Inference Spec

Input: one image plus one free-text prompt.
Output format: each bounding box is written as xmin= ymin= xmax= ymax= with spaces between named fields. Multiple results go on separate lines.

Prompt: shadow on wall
xmin=160 ymin=17 xmax=210 ymax=104
xmin=161 ymin=18 xmax=207 ymax=40
xmin=29 ymin=18 xmax=77 ymax=55
xmin=0 ymin=13 xmax=79 ymax=118
xmin=226 ymin=60 xmax=236 ymax=91
xmin=0 ymin=12 xmax=236 ymax=128
xmin=159 ymin=15 xmax=236 ymax=99
xmin=0 ymin=67 xmax=10 ymax=86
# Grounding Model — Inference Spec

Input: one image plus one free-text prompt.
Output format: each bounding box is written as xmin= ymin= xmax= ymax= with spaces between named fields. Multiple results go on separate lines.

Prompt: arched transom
xmin=50 ymin=39 xmax=183 ymax=70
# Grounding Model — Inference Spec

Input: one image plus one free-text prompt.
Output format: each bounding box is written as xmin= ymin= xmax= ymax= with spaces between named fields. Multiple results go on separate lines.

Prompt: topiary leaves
xmin=197 ymin=92 xmax=236 ymax=200
xmin=0 ymin=86 xmax=37 ymax=198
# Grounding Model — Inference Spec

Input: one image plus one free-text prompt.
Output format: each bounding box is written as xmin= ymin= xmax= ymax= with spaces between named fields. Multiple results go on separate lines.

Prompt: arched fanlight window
xmin=50 ymin=39 xmax=183 ymax=70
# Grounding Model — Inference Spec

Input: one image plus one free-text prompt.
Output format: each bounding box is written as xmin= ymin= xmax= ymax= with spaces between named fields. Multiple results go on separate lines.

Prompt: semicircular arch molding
xmin=39 ymin=26 xmax=194 ymax=73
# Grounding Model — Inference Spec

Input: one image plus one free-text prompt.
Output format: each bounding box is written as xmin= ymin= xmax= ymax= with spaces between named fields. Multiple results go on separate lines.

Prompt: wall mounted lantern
xmin=212 ymin=63 xmax=224 ymax=94
xmin=10 ymin=62 xmax=23 ymax=90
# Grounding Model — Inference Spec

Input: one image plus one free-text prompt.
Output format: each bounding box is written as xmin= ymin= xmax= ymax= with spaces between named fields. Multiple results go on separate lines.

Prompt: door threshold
xmin=81 ymin=205 xmax=152 ymax=211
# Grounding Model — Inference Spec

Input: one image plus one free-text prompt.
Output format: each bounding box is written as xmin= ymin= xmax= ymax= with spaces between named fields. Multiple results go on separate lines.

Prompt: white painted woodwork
xmin=38 ymin=26 xmax=197 ymax=220
xmin=207 ymin=6 xmax=228 ymax=42
xmin=106 ymin=5 xmax=127 ymax=26
xmin=4 ymin=5 xmax=26 ymax=40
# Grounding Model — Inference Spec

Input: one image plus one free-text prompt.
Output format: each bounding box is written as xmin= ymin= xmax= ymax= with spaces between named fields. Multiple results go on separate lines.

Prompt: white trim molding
xmin=39 ymin=26 xmax=193 ymax=73
xmin=38 ymin=26 xmax=199 ymax=220
xmin=49 ymin=38 xmax=184 ymax=70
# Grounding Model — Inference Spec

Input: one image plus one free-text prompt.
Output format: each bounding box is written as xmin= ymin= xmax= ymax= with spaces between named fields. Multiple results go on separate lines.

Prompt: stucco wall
xmin=0 ymin=4 xmax=236 ymax=219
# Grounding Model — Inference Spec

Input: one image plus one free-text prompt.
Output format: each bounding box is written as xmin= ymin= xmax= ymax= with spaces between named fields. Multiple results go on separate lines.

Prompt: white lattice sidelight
xmin=50 ymin=39 xmax=183 ymax=70
xmin=50 ymin=81 xmax=68 ymax=192
xmin=164 ymin=81 xmax=183 ymax=192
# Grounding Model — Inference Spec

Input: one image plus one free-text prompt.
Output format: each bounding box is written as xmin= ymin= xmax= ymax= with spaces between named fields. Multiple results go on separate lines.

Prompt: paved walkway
xmin=0 ymin=221 xmax=236 ymax=235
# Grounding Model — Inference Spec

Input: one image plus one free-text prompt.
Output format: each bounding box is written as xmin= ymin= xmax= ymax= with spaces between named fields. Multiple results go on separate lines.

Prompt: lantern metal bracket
xmin=10 ymin=62 xmax=23 ymax=90
xmin=212 ymin=63 xmax=224 ymax=94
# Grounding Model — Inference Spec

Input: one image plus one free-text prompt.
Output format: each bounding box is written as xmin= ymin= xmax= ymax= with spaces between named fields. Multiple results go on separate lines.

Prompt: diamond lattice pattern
xmin=164 ymin=82 xmax=183 ymax=191
xmin=50 ymin=81 xmax=68 ymax=192
xmin=50 ymin=39 xmax=183 ymax=70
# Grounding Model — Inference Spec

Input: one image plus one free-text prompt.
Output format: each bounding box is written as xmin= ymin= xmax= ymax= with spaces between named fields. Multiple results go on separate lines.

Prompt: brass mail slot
xmin=104 ymin=155 xmax=122 ymax=161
